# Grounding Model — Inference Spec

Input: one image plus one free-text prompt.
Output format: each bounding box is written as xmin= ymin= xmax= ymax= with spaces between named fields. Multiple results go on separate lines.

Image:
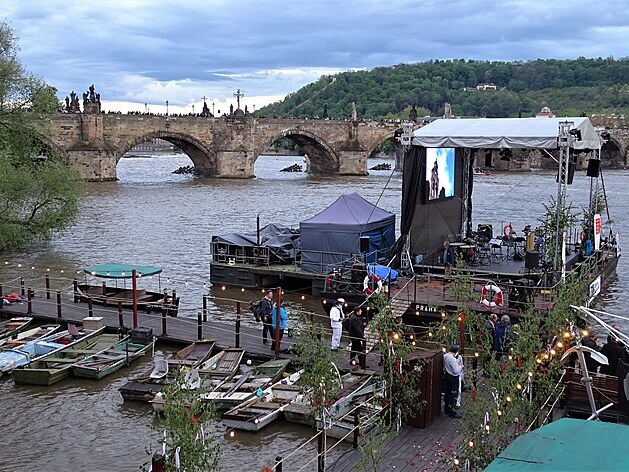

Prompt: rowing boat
xmin=118 ymin=339 xmax=216 ymax=402
xmin=0 ymin=324 xmax=59 ymax=349
xmin=0 ymin=317 xmax=33 ymax=344
xmin=150 ymin=348 xmax=245 ymax=412
xmin=72 ymin=335 xmax=155 ymax=379
xmin=0 ymin=326 xmax=99 ymax=376
xmin=221 ymin=370 xmax=304 ymax=432
xmin=11 ymin=328 xmax=111 ymax=385
xmin=200 ymin=358 xmax=290 ymax=410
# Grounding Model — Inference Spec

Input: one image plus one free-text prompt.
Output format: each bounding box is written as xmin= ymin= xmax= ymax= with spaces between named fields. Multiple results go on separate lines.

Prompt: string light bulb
xmin=556 ymin=341 xmax=563 ymax=348
xmin=468 ymin=440 xmax=474 ymax=448
xmin=516 ymin=383 xmax=522 ymax=390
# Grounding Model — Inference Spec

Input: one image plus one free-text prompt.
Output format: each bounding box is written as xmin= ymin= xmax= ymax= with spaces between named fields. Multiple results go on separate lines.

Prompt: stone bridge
xmin=47 ymin=112 xmax=402 ymax=181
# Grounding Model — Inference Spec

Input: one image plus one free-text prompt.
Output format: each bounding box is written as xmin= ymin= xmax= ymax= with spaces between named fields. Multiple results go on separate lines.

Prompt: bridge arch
xmin=601 ymin=136 xmax=627 ymax=167
xmin=118 ymin=131 xmax=217 ymax=176
xmin=260 ymin=129 xmax=339 ymax=174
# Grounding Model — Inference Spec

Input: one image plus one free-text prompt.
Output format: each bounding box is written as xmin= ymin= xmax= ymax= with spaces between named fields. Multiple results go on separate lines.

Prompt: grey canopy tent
xmin=411 ymin=117 xmax=602 ymax=149
xmin=300 ymin=193 xmax=396 ymax=273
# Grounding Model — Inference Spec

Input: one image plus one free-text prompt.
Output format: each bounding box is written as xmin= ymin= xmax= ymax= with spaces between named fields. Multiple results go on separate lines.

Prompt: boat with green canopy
xmin=76 ymin=263 xmax=179 ymax=316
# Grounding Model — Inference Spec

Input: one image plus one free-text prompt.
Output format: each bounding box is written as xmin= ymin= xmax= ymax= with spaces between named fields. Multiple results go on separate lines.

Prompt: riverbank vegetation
xmin=0 ymin=22 xmax=84 ymax=251
xmin=258 ymin=58 xmax=629 ymax=120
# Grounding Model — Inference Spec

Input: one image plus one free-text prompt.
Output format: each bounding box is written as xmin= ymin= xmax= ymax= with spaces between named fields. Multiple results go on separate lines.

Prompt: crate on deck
xmin=131 ymin=327 xmax=153 ymax=345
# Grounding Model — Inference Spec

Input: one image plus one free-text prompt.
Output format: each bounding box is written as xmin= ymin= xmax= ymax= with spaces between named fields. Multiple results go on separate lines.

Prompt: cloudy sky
xmin=2 ymin=0 xmax=628 ymax=114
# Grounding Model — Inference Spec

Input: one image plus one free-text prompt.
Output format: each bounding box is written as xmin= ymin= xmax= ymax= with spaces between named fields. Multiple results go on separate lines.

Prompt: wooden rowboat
xmin=0 ymin=317 xmax=33 ymax=343
xmin=72 ymin=335 xmax=156 ymax=379
xmin=221 ymin=369 xmax=304 ymax=432
xmin=0 ymin=324 xmax=59 ymax=349
xmin=11 ymin=328 xmax=110 ymax=385
xmin=0 ymin=326 xmax=99 ymax=375
xmin=119 ymin=339 xmax=216 ymax=402
xmin=200 ymin=358 xmax=290 ymax=410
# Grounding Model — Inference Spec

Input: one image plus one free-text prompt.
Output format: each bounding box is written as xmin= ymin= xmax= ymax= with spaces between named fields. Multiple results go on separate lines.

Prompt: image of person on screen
xmin=430 ymin=159 xmax=440 ymax=200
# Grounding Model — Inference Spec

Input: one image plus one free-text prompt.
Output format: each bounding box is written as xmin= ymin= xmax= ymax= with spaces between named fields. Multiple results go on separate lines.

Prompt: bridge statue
xmin=409 ymin=104 xmax=418 ymax=122
xmin=351 ymin=102 xmax=357 ymax=121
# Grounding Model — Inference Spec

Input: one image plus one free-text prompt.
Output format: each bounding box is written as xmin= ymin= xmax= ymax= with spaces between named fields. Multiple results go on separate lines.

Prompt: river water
xmin=0 ymin=154 xmax=627 ymax=471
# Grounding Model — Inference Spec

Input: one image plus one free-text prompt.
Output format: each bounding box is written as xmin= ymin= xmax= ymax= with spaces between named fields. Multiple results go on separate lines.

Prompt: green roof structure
xmin=485 ymin=418 xmax=629 ymax=471
xmin=83 ymin=263 xmax=162 ymax=279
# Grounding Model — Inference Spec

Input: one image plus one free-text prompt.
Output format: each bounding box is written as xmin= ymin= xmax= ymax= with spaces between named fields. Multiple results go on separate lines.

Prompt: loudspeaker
xmin=525 ymin=250 xmax=540 ymax=270
xmin=359 ymin=236 xmax=370 ymax=253
xmin=586 ymin=159 xmax=601 ymax=177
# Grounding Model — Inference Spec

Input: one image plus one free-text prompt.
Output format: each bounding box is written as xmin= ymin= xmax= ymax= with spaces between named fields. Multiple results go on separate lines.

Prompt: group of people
xmin=581 ymin=325 xmax=628 ymax=375
xmin=330 ymin=298 xmax=367 ymax=369
xmin=255 ymin=292 xmax=367 ymax=368
xmin=258 ymin=289 xmax=288 ymax=352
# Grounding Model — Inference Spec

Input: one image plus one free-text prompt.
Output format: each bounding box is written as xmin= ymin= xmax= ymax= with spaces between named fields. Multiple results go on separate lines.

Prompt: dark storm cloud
xmin=1 ymin=0 xmax=627 ymax=109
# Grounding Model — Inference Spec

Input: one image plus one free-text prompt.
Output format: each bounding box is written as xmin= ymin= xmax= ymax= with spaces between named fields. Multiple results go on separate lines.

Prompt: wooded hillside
xmin=258 ymin=58 xmax=629 ymax=120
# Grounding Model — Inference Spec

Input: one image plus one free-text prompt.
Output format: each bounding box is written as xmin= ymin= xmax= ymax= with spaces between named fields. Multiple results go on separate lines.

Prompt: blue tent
xmin=300 ymin=193 xmax=396 ymax=273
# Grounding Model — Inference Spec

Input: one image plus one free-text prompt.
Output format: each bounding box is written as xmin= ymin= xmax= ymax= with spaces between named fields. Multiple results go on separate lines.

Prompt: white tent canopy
xmin=412 ymin=117 xmax=602 ymax=150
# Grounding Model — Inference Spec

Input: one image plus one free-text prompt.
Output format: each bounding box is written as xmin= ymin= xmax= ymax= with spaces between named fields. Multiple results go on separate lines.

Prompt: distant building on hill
xmin=476 ymin=83 xmax=498 ymax=91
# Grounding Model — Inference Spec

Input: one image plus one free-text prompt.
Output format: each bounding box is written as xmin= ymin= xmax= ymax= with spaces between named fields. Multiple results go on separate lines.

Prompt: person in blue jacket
xmin=271 ymin=299 xmax=289 ymax=352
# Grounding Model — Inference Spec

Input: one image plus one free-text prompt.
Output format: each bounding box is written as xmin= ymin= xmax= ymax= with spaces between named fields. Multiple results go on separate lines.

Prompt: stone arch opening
xmin=118 ymin=131 xmax=217 ymax=176
xmin=260 ymin=129 xmax=339 ymax=174
xmin=366 ymin=133 xmax=402 ymax=171
xmin=601 ymin=137 xmax=625 ymax=167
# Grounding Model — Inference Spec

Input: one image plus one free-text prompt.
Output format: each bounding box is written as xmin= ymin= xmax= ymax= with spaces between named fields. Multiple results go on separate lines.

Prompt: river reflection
xmin=0 ymin=155 xmax=627 ymax=470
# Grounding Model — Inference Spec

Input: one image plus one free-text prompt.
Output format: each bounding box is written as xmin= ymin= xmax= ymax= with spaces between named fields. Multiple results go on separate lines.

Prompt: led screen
xmin=425 ymin=147 xmax=455 ymax=201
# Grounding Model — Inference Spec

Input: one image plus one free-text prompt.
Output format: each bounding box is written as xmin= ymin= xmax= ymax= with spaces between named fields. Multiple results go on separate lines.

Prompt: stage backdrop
xmin=401 ymin=146 xmax=469 ymax=264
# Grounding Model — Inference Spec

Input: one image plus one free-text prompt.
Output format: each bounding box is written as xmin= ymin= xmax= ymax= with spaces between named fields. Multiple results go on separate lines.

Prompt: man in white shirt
xmin=330 ymin=298 xmax=345 ymax=351
xmin=443 ymin=344 xmax=463 ymax=418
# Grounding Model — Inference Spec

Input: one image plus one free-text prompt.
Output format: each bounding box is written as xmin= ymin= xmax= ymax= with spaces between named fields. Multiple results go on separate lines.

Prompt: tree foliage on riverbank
xmin=258 ymin=57 xmax=629 ymax=119
xmin=0 ymin=21 xmax=84 ymax=251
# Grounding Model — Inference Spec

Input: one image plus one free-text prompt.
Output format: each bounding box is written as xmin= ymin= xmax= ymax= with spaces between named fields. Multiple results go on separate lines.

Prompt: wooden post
xmin=274 ymin=286 xmax=282 ymax=356
xmin=73 ymin=279 xmax=79 ymax=302
xmin=132 ymin=269 xmax=138 ymax=329
xmin=102 ymin=281 xmax=107 ymax=295
xmin=317 ymin=430 xmax=325 ymax=472
xmin=20 ymin=277 xmax=25 ymax=296
xmin=235 ymin=315 xmax=241 ymax=348
xmin=88 ymin=298 xmax=93 ymax=317
xmin=0 ymin=284 xmax=3 ymax=310
xmin=27 ymin=288 xmax=33 ymax=314
xmin=275 ymin=456 xmax=283 ymax=472
xmin=161 ymin=310 xmax=167 ymax=337
xmin=310 ymin=312 xmax=314 ymax=323
xmin=459 ymin=311 xmax=465 ymax=355
xmin=202 ymin=296 xmax=208 ymax=322
xmin=56 ymin=291 xmax=62 ymax=319
xmin=46 ymin=275 xmax=51 ymax=299
xmin=353 ymin=409 xmax=359 ymax=448
xmin=236 ymin=300 xmax=241 ymax=314
xmin=151 ymin=454 xmax=165 ymax=472
xmin=118 ymin=301 xmax=124 ymax=332
xmin=197 ymin=312 xmax=203 ymax=340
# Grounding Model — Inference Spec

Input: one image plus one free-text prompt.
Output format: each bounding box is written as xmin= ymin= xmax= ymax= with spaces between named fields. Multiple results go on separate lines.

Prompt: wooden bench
xmin=563 ymin=369 xmax=618 ymax=418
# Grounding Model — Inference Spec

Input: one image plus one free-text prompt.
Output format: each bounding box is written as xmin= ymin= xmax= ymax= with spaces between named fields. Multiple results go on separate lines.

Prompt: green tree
xmin=143 ymin=368 xmax=221 ymax=471
xmin=0 ymin=21 xmax=84 ymax=250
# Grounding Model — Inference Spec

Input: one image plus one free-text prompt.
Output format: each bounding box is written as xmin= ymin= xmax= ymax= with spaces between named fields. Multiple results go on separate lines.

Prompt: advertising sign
xmin=594 ymin=213 xmax=601 ymax=251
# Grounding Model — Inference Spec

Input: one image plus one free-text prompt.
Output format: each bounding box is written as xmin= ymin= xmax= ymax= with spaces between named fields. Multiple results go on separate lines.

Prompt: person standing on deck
xmin=443 ymin=344 xmax=463 ymax=418
xmin=455 ymin=350 xmax=465 ymax=408
xmin=260 ymin=290 xmax=273 ymax=344
xmin=330 ymin=298 xmax=345 ymax=351
xmin=348 ymin=307 xmax=367 ymax=369
xmin=270 ymin=299 xmax=288 ymax=352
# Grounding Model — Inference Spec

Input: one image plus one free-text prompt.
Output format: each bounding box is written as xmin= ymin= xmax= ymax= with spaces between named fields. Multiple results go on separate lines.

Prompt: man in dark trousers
xmin=601 ymin=333 xmax=627 ymax=376
xmin=443 ymin=344 xmax=463 ymax=418
xmin=348 ymin=307 xmax=367 ymax=369
xmin=260 ymin=289 xmax=273 ymax=344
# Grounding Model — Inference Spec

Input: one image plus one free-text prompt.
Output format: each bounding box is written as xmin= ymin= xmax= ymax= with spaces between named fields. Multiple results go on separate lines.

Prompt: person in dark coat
xmin=260 ymin=290 xmax=273 ymax=344
xmin=601 ymin=335 xmax=627 ymax=376
xmin=348 ymin=307 xmax=367 ymax=369
xmin=493 ymin=315 xmax=511 ymax=359
xmin=581 ymin=330 xmax=601 ymax=372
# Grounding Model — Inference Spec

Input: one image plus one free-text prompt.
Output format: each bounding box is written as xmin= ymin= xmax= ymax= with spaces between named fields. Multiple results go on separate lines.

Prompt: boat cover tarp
xmin=367 ymin=263 xmax=399 ymax=282
xmin=412 ymin=117 xmax=602 ymax=150
xmin=211 ymin=224 xmax=300 ymax=263
xmin=485 ymin=418 xmax=629 ymax=471
xmin=300 ymin=193 xmax=396 ymax=273
xmin=83 ymin=264 xmax=162 ymax=278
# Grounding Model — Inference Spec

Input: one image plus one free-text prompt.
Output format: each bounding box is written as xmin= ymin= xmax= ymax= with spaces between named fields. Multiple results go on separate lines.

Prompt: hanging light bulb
xmin=17 ymin=263 xmax=22 ymax=268
xmin=556 ymin=341 xmax=563 ymax=348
